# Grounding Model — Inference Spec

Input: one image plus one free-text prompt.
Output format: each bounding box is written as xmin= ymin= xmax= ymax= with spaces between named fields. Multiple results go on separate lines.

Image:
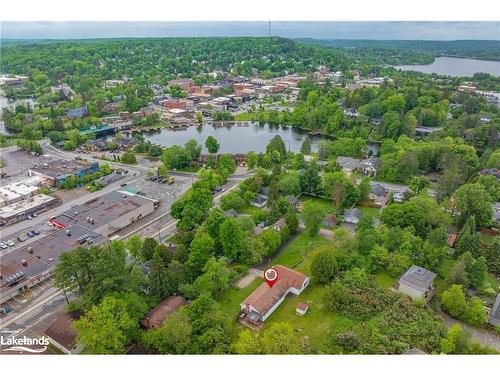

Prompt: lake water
xmin=394 ymin=57 xmax=500 ymax=77
xmin=0 ymin=91 xmax=37 ymax=134
xmin=129 ymin=123 xmax=327 ymax=154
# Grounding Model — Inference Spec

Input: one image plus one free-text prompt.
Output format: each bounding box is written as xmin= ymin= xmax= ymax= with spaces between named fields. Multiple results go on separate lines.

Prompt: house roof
xmin=224 ymin=209 xmax=239 ymax=218
xmin=141 ymin=296 xmax=188 ymax=328
xmin=398 ymin=265 xmax=437 ymax=293
xmin=447 ymin=233 xmax=457 ymax=247
xmin=345 ymin=208 xmax=363 ymax=219
xmin=404 ymin=348 xmax=427 ymax=355
xmin=336 ymin=156 xmax=361 ymax=170
xmin=274 ymin=218 xmax=287 ymax=229
xmin=241 ymin=265 xmax=308 ymax=317
xmin=359 ymin=157 xmax=380 ymax=170
xmin=371 ymin=183 xmax=388 ymax=197
xmin=252 ymin=226 xmax=264 ymax=236
xmin=297 ymin=302 xmax=309 ymax=311
xmin=44 ymin=311 xmax=83 ymax=351
xmin=286 ymin=195 xmax=299 ymax=207
xmin=323 ymin=214 xmax=337 ymax=224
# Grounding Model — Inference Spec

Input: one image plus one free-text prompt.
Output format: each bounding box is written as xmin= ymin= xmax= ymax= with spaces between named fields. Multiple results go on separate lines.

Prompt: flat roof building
xmin=28 ymin=159 xmax=100 ymax=187
xmin=0 ymin=224 xmax=107 ymax=304
xmin=51 ymin=190 xmax=157 ymax=236
xmin=0 ymin=194 xmax=59 ymax=225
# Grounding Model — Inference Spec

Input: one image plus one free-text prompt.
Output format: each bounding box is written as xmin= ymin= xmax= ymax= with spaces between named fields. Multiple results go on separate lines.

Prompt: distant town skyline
xmin=1 ymin=21 xmax=499 ymax=41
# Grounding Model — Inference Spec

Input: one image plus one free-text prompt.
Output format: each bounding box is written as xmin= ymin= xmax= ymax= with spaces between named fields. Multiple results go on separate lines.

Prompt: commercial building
xmin=28 ymin=159 xmax=100 ymax=187
xmin=0 ymin=194 xmax=59 ymax=225
xmin=51 ymin=190 xmax=157 ymax=237
xmin=0 ymin=176 xmax=46 ymax=207
xmin=0 ymin=224 xmax=108 ymax=304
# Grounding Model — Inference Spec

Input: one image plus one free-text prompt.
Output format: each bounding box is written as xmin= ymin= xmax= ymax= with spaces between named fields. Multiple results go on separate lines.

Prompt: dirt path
xmin=235 ymin=268 xmax=263 ymax=289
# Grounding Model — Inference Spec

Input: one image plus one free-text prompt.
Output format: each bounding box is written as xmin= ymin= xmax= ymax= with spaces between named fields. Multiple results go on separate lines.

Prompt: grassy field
xmin=357 ymin=206 xmax=380 ymax=218
xmin=234 ymin=112 xmax=259 ymax=121
xmin=271 ymin=231 xmax=332 ymax=270
xmin=220 ymin=229 xmax=345 ymax=351
xmin=299 ymin=196 xmax=335 ymax=215
xmin=218 ymin=278 xmax=262 ymax=339
xmin=479 ymin=232 xmax=495 ymax=246
xmin=374 ymin=271 xmax=396 ymax=288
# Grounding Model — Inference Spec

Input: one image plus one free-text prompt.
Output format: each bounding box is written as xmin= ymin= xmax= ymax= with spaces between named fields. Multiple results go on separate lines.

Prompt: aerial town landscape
xmin=0 ymin=18 xmax=499 ymax=362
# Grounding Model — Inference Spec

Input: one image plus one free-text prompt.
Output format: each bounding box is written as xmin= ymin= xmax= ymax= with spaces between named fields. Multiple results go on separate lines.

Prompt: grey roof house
xmin=397 ymin=265 xmax=437 ymax=300
xmin=66 ymin=105 xmax=88 ymax=119
xmin=358 ymin=157 xmax=380 ymax=176
xmin=344 ymin=208 xmax=363 ymax=224
xmin=336 ymin=156 xmax=361 ymax=173
xmin=489 ymin=294 xmax=500 ymax=327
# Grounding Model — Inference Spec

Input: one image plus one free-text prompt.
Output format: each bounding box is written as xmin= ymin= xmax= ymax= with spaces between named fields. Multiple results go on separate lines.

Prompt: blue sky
xmin=1 ymin=22 xmax=499 ymax=40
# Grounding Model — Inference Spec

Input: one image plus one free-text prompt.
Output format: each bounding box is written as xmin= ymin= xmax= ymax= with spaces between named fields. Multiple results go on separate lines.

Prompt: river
xmin=394 ymin=57 xmax=500 ymax=77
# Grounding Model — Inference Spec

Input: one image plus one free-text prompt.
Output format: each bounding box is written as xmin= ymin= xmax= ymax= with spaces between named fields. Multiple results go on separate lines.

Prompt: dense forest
xmin=299 ymin=39 xmax=500 ymax=61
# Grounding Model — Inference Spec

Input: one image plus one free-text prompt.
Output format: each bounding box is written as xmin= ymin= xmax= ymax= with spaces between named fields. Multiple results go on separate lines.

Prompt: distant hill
xmin=296 ymin=39 xmax=500 ymax=61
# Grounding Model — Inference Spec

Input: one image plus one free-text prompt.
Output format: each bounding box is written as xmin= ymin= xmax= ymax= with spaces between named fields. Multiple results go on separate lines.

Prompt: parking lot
xmin=0 ymin=220 xmax=58 ymax=257
xmin=0 ymin=148 xmax=60 ymax=186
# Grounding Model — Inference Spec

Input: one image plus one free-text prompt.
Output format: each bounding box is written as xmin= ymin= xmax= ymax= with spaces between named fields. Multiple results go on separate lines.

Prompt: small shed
xmin=296 ymin=302 xmax=309 ymax=316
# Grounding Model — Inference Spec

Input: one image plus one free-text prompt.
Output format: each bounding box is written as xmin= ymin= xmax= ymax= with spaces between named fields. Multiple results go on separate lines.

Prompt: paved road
xmin=435 ymin=298 xmax=500 ymax=351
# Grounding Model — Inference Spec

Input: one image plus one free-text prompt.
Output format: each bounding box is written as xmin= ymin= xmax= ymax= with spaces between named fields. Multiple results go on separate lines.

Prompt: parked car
xmin=6 ymin=240 xmax=15 ymax=247
xmin=32 ymin=212 xmax=38 ymax=218
xmin=27 ymin=215 xmax=33 ymax=220
xmin=0 ymin=306 xmax=12 ymax=315
xmin=0 ymin=242 xmax=8 ymax=250
xmin=27 ymin=231 xmax=35 ymax=237
xmin=17 ymin=236 xmax=27 ymax=242
xmin=33 ymin=229 xmax=40 ymax=235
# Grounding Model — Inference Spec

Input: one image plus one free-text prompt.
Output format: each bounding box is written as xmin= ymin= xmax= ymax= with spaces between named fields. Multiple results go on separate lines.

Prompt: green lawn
xmin=479 ymin=232 xmax=495 ymax=246
xmin=374 ymin=271 xmax=396 ymax=288
xmin=234 ymin=112 xmax=259 ymax=121
xmin=271 ymin=231 xmax=332 ymax=270
xmin=218 ymin=278 xmax=263 ymax=339
xmin=357 ymin=206 xmax=380 ymax=218
xmin=262 ymin=282 xmax=347 ymax=352
xmin=299 ymin=196 xmax=335 ymax=215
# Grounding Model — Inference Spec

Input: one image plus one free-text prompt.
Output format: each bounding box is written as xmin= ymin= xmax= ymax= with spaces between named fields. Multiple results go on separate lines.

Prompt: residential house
xmin=224 ymin=209 xmax=239 ymax=218
xmin=393 ymin=192 xmax=406 ymax=203
xmin=44 ymin=311 xmax=84 ymax=354
xmin=358 ymin=157 xmax=380 ymax=177
xmin=273 ymin=218 xmax=287 ymax=232
xmin=397 ymin=265 xmax=437 ymax=300
xmin=66 ymin=105 xmax=88 ymax=120
xmin=344 ymin=208 xmax=363 ymax=224
xmin=323 ymin=214 xmax=337 ymax=228
xmin=252 ymin=226 xmax=264 ymax=236
xmin=336 ymin=156 xmax=361 ymax=174
xmin=250 ymin=194 xmax=268 ymax=208
xmin=492 ymin=202 xmax=500 ymax=225
xmin=286 ymin=195 xmax=299 ymax=209
xmin=369 ymin=183 xmax=388 ymax=205
xmin=141 ymin=296 xmax=189 ymax=329
xmin=240 ymin=265 xmax=310 ymax=326
xmin=489 ymin=294 xmax=500 ymax=328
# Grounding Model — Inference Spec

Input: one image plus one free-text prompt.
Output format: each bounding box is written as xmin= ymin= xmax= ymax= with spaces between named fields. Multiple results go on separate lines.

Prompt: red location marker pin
xmin=264 ymin=267 xmax=278 ymax=288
